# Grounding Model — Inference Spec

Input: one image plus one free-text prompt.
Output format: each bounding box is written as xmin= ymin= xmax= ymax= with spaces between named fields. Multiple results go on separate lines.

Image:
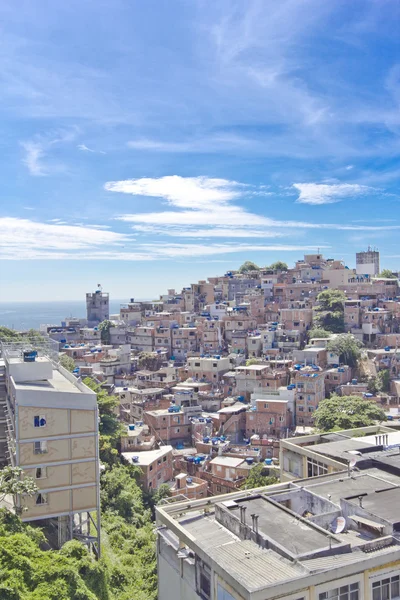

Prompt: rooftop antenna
xmin=97 ymin=283 xmax=102 ymax=292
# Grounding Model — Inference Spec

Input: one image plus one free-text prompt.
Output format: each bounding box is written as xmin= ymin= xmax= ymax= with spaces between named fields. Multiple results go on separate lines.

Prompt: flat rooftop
xmin=122 ymin=445 xmax=172 ymax=466
xmin=303 ymin=473 xmax=398 ymax=505
xmin=14 ymin=368 xmax=82 ymax=394
xmin=230 ymin=496 xmax=340 ymax=557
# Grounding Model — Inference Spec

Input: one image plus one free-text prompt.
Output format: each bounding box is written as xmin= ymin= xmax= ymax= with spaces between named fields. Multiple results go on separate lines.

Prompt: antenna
xmin=330 ymin=516 xmax=346 ymax=534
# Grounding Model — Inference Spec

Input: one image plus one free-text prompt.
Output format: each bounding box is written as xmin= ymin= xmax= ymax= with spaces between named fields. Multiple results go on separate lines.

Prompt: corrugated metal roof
xmin=208 ymin=540 xmax=304 ymax=590
xmin=301 ymin=544 xmax=398 ymax=572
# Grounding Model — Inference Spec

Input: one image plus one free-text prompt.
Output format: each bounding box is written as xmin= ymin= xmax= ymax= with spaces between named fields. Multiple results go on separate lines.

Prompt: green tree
xmin=326 ymin=334 xmax=363 ymax=368
xmin=60 ymin=354 xmax=76 ymax=372
xmin=268 ymin=261 xmax=288 ymax=271
xmin=313 ymin=289 xmax=346 ymax=333
xmin=238 ymin=261 xmax=259 ymax=273
xmin=241 ymin=464 xmax=278 ymax=490
xmin=83 ymin=378 xmax=123 ymax=464
xmin=378 ymin=269 xmax=397 ymax=279
xmin=246 ymin=357 xmax=262 ymax=366
xmin=98 ymin=320 xmax=115 ymax=344
xmin=368 ymin=369 xmax=391 ymax=394
xmin=0 ymin=327 xmax=23 ymax=343
xmin=0 ymin=467 xmax=38 ymax=515
xmin=308 ymin=328 xmax=331 ymax=339
xmin=314 ymin=395 xmax=386 ymax=431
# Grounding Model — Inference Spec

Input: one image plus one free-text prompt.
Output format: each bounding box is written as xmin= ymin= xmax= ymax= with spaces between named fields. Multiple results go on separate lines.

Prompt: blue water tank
xmin=245 ymin=457 xmax=254 ymax=465
xmin=129 ymin=424 xmax=135 ymax=431
xmin=265 ymin=458 xmax=272 ymax=465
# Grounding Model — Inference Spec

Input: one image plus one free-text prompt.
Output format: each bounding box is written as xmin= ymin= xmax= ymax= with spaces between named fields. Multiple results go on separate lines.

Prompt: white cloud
xmin=132 ymin=225 xmax=286 ymax=238
xmin=293 ymin=182 xmax=373 ymax=205
xmin=21 ymin=141 xmax=47 ymax=176
xmin=0 ymin=218 xmax=129 ymax=256
xmin=110 ymin=175 xmax=400 ymax=234
xmin=105 ymin=175 xmax=245 ymax=210
xmin=77 ymin=143 xmax=106 ymax=154
xmin=21 ymin=128 xmax=79 ymax=176
xmin=142 ymin=243 xmax=329 ymax=258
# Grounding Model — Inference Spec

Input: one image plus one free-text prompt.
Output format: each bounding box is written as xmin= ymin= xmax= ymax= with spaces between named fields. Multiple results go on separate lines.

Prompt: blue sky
xmin=1 ymin=0 xmax=400 ymax=301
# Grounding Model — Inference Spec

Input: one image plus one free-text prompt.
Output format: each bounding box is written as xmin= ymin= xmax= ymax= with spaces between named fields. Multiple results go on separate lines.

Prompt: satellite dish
xmin=330 ymin=516 xmax=346 ymax=534
xmin=349 ymin=457 xmax=357 ymax=469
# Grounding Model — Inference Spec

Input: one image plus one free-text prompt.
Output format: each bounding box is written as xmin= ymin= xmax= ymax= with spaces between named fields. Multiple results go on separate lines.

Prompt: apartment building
xmin=157 ymin=455 xmax=400 ymax=600
xmin=0 ymin=341 xmax=100 ymax=554
xmin=234 ymin=365 xmax=288 ymax=397
xmin=187 ymin=356 xmax=234 ymax=382
xmin=292 ymin=366 xmax=325 ymax=427
xmin=171 ymin=326 xmax=199 ymax=358
xmin=246 ymin=387 xmax=295 ymax=439
xmin=128 ymin=326 xmax=155 ymax=352
xmin=122 ymin=445 xmax=173 ymax=491
xmin=170 ymin=472 xmax=208 ymax=500
xmin=280 ymin=424 xmax=400 ymax=481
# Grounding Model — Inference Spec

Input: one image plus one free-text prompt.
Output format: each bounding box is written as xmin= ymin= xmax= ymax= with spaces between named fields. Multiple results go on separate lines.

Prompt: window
xmin=149 ymin=465 xmax=153 ymax=471
xmin=197 ymin=559 xmax=211 ymax=600
xmin=163 ymin=456 xmax=166 ymax=462
xmin=372 ymin=575 xmax=400 ymax=600
xmin=34 ymin=441 xmax=47 ymax=454
xmin=319 ymin=582 xmax=359 ymax=599
xmin=34 ymin=415 xmax=46 ymax=428
xmin=157 ymin=472 xmax=162 ymax=480
xmin=35 ymin=493 xmax=48 ymax=505
xmin=279 ymin=416 xmax=284 ymax=422
xmin=35 ymin=467 xmax=47 ymax=479
xmin=264 ymin=403 xmax=269 ymax=409
xmin=307 ymin=457 xmax=328 ymax=477
xmin=195 ymin=362 xmax=200 ymax=367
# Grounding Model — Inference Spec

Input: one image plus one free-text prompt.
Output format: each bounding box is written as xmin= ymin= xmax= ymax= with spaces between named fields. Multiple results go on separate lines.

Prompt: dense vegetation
xmin=0 ymin=327 xmax=44 ymax=343
xmin=313 ymin=289 xmax=346 ymax=333
xmin=314 ymin=394 xmax=386 ymax=431
xmin=378 ymin=269 xmax=397 ymax=279
xmin=0 ymin=378 xmax=158 ymax=600
xmin=326 ymin=333 xmax=363 ymax=368
xmin=240 ymin=464 xmax=278 ymax=490
xmin=59 ymin=354 xmax=76 ymax=372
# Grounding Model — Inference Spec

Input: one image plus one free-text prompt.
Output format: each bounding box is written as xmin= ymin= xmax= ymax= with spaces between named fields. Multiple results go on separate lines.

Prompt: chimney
xmin=240 ymin=506 xmax=247 ymax=524
xmin=375 ymin=436 xmax=378 ymax=445
xmin=251 ymin=514 xmax=259 ymax=534
xmin=358 ymin=496 xmax=363 ymax=508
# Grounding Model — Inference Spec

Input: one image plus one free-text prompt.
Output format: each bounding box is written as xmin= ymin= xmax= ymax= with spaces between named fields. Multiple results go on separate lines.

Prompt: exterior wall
xmin=86 ymin=291 xmax=109 ymax=324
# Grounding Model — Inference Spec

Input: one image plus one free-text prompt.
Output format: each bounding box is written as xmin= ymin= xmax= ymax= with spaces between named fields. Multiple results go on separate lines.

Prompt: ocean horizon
xmin=0 ymin=300 xmax=134 ymax=330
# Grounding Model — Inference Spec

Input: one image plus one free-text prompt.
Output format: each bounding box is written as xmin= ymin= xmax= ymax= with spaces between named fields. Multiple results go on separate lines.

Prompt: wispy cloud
xmin=20 ymin=128 xmax=79 ymax=176
xmin=293 ymin=182 xmax=374 ymax=205
xmin=131 ymin=225 xmax=286 ymax=238
xmin=109 ymin=175 xmax=397 ymax=234
xmin=77 ymin=143 xmax=105 ymax=154
xmin=0 ymin=218 xmax=129 ymax=257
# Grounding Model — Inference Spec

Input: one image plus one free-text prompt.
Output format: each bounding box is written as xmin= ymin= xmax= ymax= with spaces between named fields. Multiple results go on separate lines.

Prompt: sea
xmin=0 ymin=300 xmax=130 ymax=331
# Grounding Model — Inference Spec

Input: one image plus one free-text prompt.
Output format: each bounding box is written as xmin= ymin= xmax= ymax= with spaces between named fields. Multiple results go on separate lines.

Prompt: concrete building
xmin=0 ymin=340 xmax=100 ymax=555
xmin=280 ymin=425 xmax=398 ymax=481
xmin=156 ymin=454 xmax=400 ymax=600
xmin=292 ymin=367 xmax=325 ymax=427
xmin=187 ymin=356 xmax=234 ymax=382
xmin=86 ymin=288 xmax=109 ymax=326
xmin=170 ymin=472 xmax=208 ymax=501
xmin=356 ymin=248 xmax=380 ymax=277
xmin=122 ymin=445 xmax=173 ymax=491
